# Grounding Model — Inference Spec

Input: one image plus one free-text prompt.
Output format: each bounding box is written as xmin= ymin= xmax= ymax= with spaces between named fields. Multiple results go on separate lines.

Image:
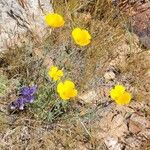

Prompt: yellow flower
xmin=48 ymin=66 xmax=63 ymax=81
xmin=110 ymin=85 xmax=125 ymax=100
xmin=110 ymin=85 xmax=132 ymax=105
xmin=115 ymin=91 xmax=132 ymax=105
xmin=72 ymin=28 xmax=91 ymax=46
xmin=45 ymin=13 xmax=65 ymax=27
xmin=57 ymin=80 xmax=78 ymax=100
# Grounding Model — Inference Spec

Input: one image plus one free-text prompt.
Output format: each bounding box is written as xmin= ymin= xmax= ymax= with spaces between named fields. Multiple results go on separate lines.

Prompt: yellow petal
xmin=48 ymin=66 xmax=58 ymax=78
xmin=57 ymin=82 xmax=64 ymax=93
xmin=115 ymin=91 xmax=132 ymax=105
xmin=114 ymin=85 xmax=125 ymax=94
xmin=72 ymin=28 xmax=81 ymax=39
xmin=70 ymin=89 xmax=78 ymax=97
xmin=52 ymin=70 xmax=63 ymax=81
xmin=57 ymin=70 xmax=64 ymax=77
xmin=78 ymin=39 xmax=90 ymax=46
xmin=110 ymin=89 xmax=119 ymax=100
xmin=72 ymin=28 xmax=91 ymax=46
xmin=50 ymin=66 xmax=58 ymax=71
xmin=59 ymin=92 xmax=70 ymax=100
xmin=82 ymin=29 xmax=91 ymax=39
xmin=60 ymin=89 xmax=77 ymax=100
xmin=53 ymin=75 xmax=60 ymax=81
xmin=57 ymin=80 xmax=77 ymax=100
xmin=64 ymin=80 xmax=75 ymax=89
xmin=45 ymin=13 xmax=65 ymax=27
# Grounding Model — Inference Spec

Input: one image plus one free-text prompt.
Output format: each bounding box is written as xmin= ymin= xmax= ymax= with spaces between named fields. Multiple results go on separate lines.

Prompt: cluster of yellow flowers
xmin=45 ymin=13 xmax=91 ymax=46
xmin=45 ymin=13 xmax=132 ymax=105
xmin=48 ymin=66 xmax=63 ymax=81
xmin=48 ymin=66 xmax=77 ymax=100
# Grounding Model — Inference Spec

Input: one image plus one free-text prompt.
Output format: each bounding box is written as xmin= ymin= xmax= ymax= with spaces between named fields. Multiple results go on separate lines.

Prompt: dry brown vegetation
xmin=0 ymin=0 xmax=150 ymax=150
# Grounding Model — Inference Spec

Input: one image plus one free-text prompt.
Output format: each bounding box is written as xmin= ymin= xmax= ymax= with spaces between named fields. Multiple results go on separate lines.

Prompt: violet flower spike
xmin=20 ymin=86 xmax=37 ymax=96
xmin=10 ymin=97 xmax=25 ymax=110
xmin=9 ymin=86 xmax=37 ymax=110
xmin=24 ymin=95 xmax=35 ymax=103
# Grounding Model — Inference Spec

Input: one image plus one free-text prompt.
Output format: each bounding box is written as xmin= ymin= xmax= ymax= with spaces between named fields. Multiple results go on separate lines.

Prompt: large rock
xmin=0 ymin=0 xmax=53 ymax=51
xmin=113 ymin=0 xmax=150 ymax=49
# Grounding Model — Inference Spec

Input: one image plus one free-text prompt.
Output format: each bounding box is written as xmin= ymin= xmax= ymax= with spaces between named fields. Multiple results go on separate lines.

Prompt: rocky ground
xmin=0 ymin=0 xmax=150 ymax=150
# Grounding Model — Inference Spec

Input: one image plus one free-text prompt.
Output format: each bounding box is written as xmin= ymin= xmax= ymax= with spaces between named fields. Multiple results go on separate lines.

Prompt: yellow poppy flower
xmin=45 ymin=13 xmax=65 ymax=27
xmin=110 ymin=85 xmax=132 ymax=105
xmin=57 ymin=80 xmax=78 ymax=100
xmin=110 ymin=85 xmax=125 ymax=100
xmin=72 ymin=28 xmax=91 ymax=46
xmin=48 ymin=66 xmax=63 ymax=81
xmin=115 ymin=91 xmax=132 ymax=105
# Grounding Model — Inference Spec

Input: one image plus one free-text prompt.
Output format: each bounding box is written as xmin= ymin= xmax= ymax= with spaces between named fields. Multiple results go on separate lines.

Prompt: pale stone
xmin=104 ymin=71 xmax=116 ymax=81
xmin=130 ymin=113 xmax=150 ymax=129
xmin=0 ymin=0 xmax=53 ymax=51
xmin=104 ymin=137 xmax=122 ymax=150
xmin=78 ymin=90 xmax=99 ymax=103
xmin=129 ymin=120 xmax=142 ymax=134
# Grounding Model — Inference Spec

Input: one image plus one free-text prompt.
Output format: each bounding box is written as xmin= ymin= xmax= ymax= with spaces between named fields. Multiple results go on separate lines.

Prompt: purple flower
xmin=24 ymin=95 xmax=35 ymax=103
xmin=10 ymin=97 xmax=25 ymax=110
xmin=9 ymin=86 xmax=37 ymax=110
xmin=20 ymin=86 xmax=37 ymax=96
